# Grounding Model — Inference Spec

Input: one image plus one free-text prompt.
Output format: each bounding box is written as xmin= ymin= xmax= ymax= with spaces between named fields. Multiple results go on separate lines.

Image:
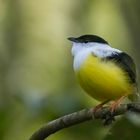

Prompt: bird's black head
xmin=68 ymin=34 xmax=109 ymax=44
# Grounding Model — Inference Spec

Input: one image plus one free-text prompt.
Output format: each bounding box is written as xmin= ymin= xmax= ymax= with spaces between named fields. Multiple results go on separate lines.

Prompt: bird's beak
xmin=67 ymin=37 xmax=77 ymax=42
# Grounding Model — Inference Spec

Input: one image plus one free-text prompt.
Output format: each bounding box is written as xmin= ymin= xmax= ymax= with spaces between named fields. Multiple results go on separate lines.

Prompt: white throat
xmin=71 ymin=42 xmax=121 ymax=70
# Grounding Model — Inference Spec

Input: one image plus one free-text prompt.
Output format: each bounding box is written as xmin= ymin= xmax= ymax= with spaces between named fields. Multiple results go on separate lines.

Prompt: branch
xmin=29 ymin=103 xmax=140 ymax=140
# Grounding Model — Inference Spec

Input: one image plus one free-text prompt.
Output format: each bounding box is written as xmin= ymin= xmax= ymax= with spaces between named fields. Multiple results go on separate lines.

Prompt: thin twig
xmin=29 ymin=103 xmax=140 ymax=140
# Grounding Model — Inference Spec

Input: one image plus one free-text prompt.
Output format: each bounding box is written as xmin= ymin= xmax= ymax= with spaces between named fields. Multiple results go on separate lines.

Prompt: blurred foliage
xmin=104 ymin=117 xmax=140 ymax=140
xmin=0 ymin=0 xmax=140 ymax=140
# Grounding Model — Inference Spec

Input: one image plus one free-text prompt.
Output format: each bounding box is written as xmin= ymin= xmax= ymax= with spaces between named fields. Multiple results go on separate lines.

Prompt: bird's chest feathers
xmin=72 ymin=44 xmax=120 ymax=71
xmin=74 ymin=53 xmax=116 ymax=80
xmin=76 ymin=54 xmax=121 ymax=81
xmin=73 ymin=52 xmax=131 ymax=101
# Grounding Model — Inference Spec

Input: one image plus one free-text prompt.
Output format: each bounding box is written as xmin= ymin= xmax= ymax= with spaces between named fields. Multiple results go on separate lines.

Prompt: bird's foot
xmin=92 ymin=100 xmax=110 ymax=118
xmin=109 ymin=96 xmax=126 ymax=114
xmin=92 ymin=97 xmax=125 ymax=125
xmin=92 ymin=106 xmax=115 ymax=125
xmin=101 ymin=96 xmax=126 ymax=125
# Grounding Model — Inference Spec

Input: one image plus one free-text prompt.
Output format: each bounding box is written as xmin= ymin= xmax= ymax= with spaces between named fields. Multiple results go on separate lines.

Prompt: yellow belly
xmin=75 ymin=54 xmax=133 ymax=102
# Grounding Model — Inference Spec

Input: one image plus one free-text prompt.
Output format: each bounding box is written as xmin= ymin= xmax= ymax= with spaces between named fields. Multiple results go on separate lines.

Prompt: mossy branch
xmin=29 ymin=103 xmax=140 ymax=140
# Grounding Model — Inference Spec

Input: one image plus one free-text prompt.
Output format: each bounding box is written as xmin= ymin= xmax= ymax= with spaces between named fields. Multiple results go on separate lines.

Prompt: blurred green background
xmin=0 ymin=0 xmax=140 ymax=140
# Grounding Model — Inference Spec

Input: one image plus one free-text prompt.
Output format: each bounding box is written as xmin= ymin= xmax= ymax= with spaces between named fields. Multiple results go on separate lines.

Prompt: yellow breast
xmin=75 ymin=54 xmax=133 ymax=101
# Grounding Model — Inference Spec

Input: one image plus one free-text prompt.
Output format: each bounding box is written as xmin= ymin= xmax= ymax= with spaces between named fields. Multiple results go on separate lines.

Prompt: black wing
xmin=105 ymin=52 xmax=136 ymax=84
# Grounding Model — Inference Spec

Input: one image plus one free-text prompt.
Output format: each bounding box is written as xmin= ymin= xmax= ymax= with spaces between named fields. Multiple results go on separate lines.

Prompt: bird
xmin=68 ymin=34 xmax=138 ymax=113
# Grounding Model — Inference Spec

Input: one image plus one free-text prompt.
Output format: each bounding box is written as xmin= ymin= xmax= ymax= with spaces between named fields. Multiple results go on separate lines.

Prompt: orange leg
xmin=109 ymin=96 xmax=126 ymax=114
xmin=93 ymin=99 xmax=110 ymax=113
